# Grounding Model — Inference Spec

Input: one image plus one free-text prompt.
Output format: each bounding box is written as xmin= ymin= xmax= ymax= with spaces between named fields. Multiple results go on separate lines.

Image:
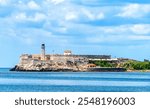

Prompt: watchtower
xmin=41 ymin=44 xmax=45 ymax=60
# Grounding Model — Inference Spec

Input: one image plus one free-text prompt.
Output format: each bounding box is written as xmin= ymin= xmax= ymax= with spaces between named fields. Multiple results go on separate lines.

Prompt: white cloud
xmin=129 ymin=35 xmax=150 ymax=40
xmin=15 ymin=12 xmax=46 ymax=22
xmin=97 ymin=12 xmax=105 ymax=19
xmin=46 ymin=0 xmax=65 ymax=5
xmin=2 ymin=0 xmax=150 ymax=46
xmin=27 ymin=1 xmax=41 ymax=10
xmin=86 ymin=36 xmax=117 ymax=43
xmin=130 ymin=24 xmax=150 ymax=34
xmin=86 ymin=35 xmax=150 ymax=44
xmin=0 ymin=0 xmax=8 ymax=5
xmin=94 ymin=24 xmax=150 ymax=35
xmin=84 ymin=23 xmax=150 ymax=44
xmin=18 ymin=0 xmax=23 ymax=4
xmin=34 ymin=13 xmax=46 ymax=21
xmin=118 ymin=4 xmax=150 ymax=18
xmin=82 ymin=8 xmax=95 ymax=20
xmin=65 ymin=12 xmax=78 ymax=21
xmin=24 ymin=37 xmax=34 ymax=45
xmin=15 ymin=12 xmax=27 ymax=21
xmin=82 ymin=8 xmax=105 ymax=20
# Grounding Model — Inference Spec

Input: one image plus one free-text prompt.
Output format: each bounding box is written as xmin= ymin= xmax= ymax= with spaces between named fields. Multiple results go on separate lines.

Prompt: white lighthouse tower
xmin=41 ymin=44 xmax=45 ymax=60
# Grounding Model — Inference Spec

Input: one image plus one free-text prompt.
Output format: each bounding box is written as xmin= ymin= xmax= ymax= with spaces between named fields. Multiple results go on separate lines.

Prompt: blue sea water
xmin=0 ymin=68 xmax=150 ymax=92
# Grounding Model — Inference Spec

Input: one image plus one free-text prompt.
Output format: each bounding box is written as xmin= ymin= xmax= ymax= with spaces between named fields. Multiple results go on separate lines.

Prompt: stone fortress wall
xmin=19 ymin=54 xmax=90 ymax=65
xmin=19 ymin=44 xmax=111 ymax=66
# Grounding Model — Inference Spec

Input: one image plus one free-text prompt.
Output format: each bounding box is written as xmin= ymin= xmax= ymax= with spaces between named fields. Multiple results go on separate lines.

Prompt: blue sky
xmin=0 ymin=0 xmax=150 ymax=67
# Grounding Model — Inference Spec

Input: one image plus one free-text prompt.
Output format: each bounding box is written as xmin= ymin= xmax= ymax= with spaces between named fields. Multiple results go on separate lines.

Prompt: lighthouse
xmin=41 ymin=44 xmax=45 ymax=60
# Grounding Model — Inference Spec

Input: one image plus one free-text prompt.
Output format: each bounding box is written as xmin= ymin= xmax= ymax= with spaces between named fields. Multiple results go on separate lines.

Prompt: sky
xmin=0 ymin=0 xmax=150 ymax=67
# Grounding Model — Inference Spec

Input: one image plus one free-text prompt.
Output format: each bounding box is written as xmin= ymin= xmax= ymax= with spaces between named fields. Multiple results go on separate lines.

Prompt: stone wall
xmin=88 ymin=67 xmax=126 ymax=72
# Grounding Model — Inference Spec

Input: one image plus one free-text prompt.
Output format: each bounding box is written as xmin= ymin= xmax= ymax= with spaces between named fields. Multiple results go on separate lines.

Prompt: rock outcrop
xmin=10 ymin=59 xmax=89 ymax=72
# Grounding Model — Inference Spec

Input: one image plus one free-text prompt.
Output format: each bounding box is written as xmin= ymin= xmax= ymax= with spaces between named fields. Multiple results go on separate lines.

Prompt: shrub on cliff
xmin=89 ymin=60 xmax=117 ymax=68
xmin=121 ymin=61 xmax=150 ymax=70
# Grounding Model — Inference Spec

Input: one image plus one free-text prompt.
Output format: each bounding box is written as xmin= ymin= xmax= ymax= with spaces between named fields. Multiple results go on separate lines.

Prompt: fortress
xmin=11 ymin=44 xmax=126 ymax=72
xmin=19 ymin=44 xmax=111 ymax=65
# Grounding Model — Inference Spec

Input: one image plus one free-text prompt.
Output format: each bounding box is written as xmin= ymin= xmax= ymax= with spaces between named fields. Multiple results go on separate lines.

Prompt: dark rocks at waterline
xmin=10 ymin=65 xmax=126 ymax=72
xmin=87 ymin=68 xmax=126 ymax=72
xmin=10 ymin=65 xmax=18 ymax=71
xmin=9 ymin=65 xmax=79 ymax=72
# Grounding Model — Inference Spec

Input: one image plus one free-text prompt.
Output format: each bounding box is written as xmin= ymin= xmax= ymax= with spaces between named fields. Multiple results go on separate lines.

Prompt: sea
xmin=0 ymin=68 xmax=150 ymax=92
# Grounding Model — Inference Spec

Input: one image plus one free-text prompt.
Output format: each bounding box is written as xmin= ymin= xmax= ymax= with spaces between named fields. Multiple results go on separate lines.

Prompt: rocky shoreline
xmin=10 ymin=65 xmax=80 ymax=72
xmin=10 ymin=65 xmax=126 ymax=72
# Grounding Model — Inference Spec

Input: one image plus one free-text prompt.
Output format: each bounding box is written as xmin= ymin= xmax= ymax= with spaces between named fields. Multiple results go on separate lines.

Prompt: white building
xmin=64 ymin=50 xmax=72 ymax=55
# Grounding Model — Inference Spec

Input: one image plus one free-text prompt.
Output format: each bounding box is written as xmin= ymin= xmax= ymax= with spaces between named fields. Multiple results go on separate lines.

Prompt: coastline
xmin=9 ymin=66 xmax=150 ymax=72
xmin=9 ymin=64 xmax=126 ymax=72
xmin=127 ymin=70 xmax=150 ymax=72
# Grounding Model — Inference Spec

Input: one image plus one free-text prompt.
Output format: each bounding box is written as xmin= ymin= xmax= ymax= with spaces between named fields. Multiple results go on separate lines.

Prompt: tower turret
xmin=41 ymin=44 xmax=45 ymax=60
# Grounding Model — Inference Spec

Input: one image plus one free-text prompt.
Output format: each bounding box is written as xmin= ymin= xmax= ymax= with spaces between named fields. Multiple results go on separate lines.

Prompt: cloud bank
xmin=0 ymin=0 xmax=150 ymax=66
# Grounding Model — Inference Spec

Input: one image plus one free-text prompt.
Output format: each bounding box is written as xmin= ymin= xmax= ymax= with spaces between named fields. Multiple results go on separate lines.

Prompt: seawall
xmin=87 ymin=68 xmax=126 ymax=72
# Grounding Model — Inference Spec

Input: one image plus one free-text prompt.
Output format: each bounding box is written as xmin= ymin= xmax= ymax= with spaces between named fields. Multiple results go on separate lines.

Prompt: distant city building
xmin=64 ymin=50 xmax=72 ymax=55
